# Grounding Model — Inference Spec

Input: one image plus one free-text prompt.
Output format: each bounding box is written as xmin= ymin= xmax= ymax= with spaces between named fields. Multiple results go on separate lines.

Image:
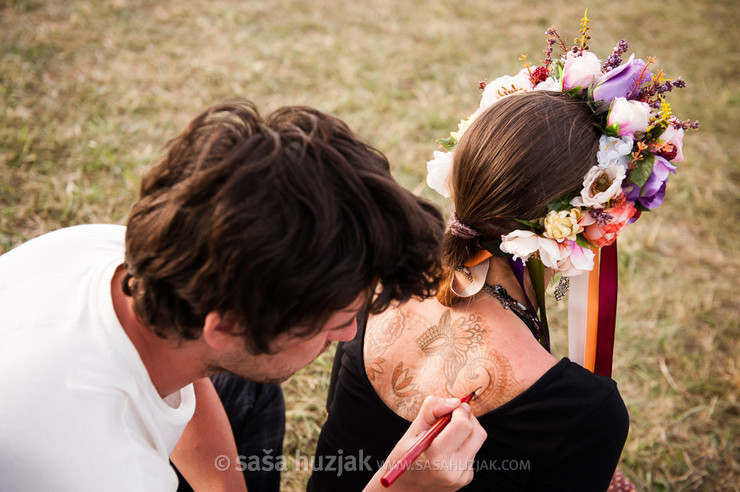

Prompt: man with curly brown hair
xmin=0 ymin=100 xmax=486 ymax=492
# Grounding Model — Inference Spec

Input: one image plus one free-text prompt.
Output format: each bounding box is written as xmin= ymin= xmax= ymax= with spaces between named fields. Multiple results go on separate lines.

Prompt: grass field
xmin=1 ymin=0 xmax=738 ymax=490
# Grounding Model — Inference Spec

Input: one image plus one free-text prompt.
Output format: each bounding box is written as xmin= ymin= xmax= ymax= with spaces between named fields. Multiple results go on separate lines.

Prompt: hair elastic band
xmin=448 ymin=212 xmax=479 ymax=239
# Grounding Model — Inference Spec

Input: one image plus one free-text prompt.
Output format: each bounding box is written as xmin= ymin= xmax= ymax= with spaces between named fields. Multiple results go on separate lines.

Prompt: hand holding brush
xmin=366 ymin=390 xmax=486 ymax=491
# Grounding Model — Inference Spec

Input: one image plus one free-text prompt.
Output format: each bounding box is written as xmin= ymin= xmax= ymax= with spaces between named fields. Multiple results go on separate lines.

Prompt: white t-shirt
xmin=0 ymin=225 xmax=196 ymax=491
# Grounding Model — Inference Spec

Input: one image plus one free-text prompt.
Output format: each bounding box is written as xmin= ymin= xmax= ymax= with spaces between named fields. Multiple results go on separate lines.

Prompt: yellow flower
xmin=450 ymin=113 xmax=478 ymax=142
xmin=542 ymin=208 xmax=584 ymax=242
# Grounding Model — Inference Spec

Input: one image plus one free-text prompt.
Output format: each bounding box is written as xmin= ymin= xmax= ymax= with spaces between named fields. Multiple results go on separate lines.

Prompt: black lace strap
xmin=454 ymin=266 xmax=544 ymax=343
xmin=480 ymin=283 xmax=544 ymax=342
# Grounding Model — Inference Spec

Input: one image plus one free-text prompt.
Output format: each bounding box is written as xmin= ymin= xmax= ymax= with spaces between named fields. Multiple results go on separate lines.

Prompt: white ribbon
xmin=451 ymin=260 xmax=490 ymax=298
xmin=567 ymin=271 xmax=589 ymax=366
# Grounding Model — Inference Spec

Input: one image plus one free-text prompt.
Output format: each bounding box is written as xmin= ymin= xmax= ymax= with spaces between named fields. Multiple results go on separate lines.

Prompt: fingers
xmin=386 ymin=395 xmax=487 ymax=491
xmin=420 ymin=402 xmax=487 ymax=489
xmin=407 ymin=395 xmax=461 ymax=434
xmin=448 ymin=403 xmax=487 ymax=462
xmin=431 ymin=402 xmax=487 ymax=456
xmin=391 ymin=397 xmax=485 ymax=489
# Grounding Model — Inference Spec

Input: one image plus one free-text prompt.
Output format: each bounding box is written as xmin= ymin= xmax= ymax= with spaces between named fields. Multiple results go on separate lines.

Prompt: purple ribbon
xmin=508 ymin=257 xmax=550 ymax=351
xmin=594 ymin=241 xmax=618 ymax=378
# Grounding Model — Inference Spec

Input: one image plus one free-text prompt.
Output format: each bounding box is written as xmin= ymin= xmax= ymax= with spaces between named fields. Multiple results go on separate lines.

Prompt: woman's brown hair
xmin=124 ymin=100 xmax=444 ymax=353
xmin=438 ymin=90 xmax=600 ymax=305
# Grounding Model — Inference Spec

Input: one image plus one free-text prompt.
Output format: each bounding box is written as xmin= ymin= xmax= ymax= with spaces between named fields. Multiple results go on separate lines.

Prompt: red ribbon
xmin=594 ymin=240 xmax=618 ymax=378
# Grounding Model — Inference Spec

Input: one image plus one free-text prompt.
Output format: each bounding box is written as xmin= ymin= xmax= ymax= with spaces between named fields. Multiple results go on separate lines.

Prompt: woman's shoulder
xmin=491 ymin=357 xmax=628 ymax=432
xmin=363 ymin=297 xmax=558 ymax=420
xmin=538 ymin=358 xmax=624 ymax=405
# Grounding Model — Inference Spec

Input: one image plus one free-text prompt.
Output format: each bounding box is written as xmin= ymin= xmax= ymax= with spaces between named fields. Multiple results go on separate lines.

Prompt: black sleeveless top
xmin=308 ymin=311 xmax=628 ymax=491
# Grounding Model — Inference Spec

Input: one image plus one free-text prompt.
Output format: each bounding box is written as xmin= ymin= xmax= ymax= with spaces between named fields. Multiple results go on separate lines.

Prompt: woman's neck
xmin=484 ymin=257 xmax=539 ymax=310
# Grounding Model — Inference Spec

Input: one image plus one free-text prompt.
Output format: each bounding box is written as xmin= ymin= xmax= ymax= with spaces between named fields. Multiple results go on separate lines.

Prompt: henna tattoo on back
xmin=366 ymin=306 xmax=524 ymax=419
xmin=390 ymin=362 xmax=419 ymax=398
xmin=416 ymin=310 xmax=486 ymax=388
xmin=364 ymin=305 xmax=406 ymax=382
xmin=416 ymin=309 xmax=520 ymax=407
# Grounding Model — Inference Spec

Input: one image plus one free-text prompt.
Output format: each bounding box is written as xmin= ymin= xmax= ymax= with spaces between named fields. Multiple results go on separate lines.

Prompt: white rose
xmin=479 ymin=72 xmax=532 ymax=109
xmin=570 ymin=164 xmax=626 ymax=209
xmin=607 ymin=97 xmax=652 ymax=137
xmin=426 ymin=150 xmax=454 ymax=198
xmin=562 ymin=51 xmax=602 ymax=91
xmin=597 ymin=135 xmax=633 ymax=169
xmin=499 ymin=230 xmax=540 ymax=263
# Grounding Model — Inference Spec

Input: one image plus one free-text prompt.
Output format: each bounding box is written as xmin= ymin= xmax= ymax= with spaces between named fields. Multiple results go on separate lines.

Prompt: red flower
xmin=581 ymin=199 xmax=637 ymax=247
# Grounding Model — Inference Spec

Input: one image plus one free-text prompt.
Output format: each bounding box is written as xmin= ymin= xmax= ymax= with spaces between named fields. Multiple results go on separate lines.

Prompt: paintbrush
xmin=380 ymin=388 xmax=480 ymax=488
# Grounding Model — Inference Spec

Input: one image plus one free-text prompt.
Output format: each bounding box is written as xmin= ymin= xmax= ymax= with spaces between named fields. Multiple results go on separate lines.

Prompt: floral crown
xmin=427 ymin=12 xmax=698 ymax=277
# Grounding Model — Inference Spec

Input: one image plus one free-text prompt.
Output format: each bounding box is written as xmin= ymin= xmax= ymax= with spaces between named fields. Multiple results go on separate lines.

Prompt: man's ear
xmin=202 ymin=312 xmax=238 ymax=350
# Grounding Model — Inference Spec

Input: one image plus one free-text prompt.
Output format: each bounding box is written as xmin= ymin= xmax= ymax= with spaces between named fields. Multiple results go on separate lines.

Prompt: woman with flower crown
xmin=309 ymin=17 xmax=693 ymax=491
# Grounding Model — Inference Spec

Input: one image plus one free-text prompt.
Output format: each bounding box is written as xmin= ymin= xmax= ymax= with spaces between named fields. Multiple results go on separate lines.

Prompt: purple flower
xmin=623 ymin=156 xmax=677 ymax=209
xmin=622 ymin=181 xmax=641 ymax=202
xmin=593 ymin=55 xmax=653 ymax=103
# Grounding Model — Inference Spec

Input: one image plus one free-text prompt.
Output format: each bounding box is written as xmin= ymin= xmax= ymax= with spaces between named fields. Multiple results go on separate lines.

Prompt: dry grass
xmin=1 ymin=0 xmax=738 ymax=490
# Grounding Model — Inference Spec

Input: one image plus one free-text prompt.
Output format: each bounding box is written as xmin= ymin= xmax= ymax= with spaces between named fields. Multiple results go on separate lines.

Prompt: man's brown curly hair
xmin=123 ymin=99 xmax=444 ymax=353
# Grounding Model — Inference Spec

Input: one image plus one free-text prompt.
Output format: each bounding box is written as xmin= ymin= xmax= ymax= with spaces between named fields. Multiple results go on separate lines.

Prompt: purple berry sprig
xmin=602 ymin=40 xmax=629 ymax=72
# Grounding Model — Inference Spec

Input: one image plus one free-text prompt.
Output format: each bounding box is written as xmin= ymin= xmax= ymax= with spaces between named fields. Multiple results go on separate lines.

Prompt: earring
xmin=553 ymin=275 xmax=570 ymax=301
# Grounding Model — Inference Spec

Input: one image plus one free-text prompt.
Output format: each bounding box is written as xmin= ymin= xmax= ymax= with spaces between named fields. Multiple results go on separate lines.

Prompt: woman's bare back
xmin=364 ymin=296 xmax=558 ymax=420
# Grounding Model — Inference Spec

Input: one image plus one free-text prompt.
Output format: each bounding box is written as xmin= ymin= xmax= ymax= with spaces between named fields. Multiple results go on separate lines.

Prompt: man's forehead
xmin=339 ymin=294 xmax=370 ymax=312
xmin=287 ymin=292 xmax=368 ymax=334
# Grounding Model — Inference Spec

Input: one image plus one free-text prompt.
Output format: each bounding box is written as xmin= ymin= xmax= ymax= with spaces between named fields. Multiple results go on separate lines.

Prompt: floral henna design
xmin=390 ymin=362 xmax=419 ymax=398
xmin=364 ymin=306 xmax=406 ymax=382
xmin=416 ymin=310 xmax=519 ymax=405
xmin=366 ymin=306 xmax=405 ymax=356
xmin=462 ymin=349 xmax=518 ymax=407
xmin=365 ymin=357 xmax=385 ymax=382
xmin=367 ymin=307 xmax=522 ymax=418
xmin=395 ymin=390 xmax=425 ymax=418
xmin=416 ymin=310 xmax=486 ymax=389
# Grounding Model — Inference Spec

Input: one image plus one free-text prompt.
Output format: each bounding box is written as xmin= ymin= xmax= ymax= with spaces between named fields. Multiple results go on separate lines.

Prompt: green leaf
xmin=589 ymin=99 xmax=609 ymax=115
xmin=564 ymin=86 xmax=583 ymax=98
xmin=586 ymin=79 xmax=596 ymax=100
xmin=634 ymin=200 xmax=651 ymax=213
xmin=603 ymin=122 xmax=620 ymax=137
xmin=437 ymin=136 xmax=457 ymax=151
xmin=555 ymin=60 xmax=564 ymax=83
xmin=645 ymin=120 xmax=668 ymax=142
xmin=514 ymin=218 xmax=540 ymax=229
xmin=547 ymin=187 xmax=581 ymax=211
xmin=628 ymin=152 xmax=655 ymax=187
xmin=480 ymin=239 xmax=509 ymax=258
xmin=526 ymin=259 xmax=550 ymax=348
xmin=575 ymin=234 xmax=592 ymax=249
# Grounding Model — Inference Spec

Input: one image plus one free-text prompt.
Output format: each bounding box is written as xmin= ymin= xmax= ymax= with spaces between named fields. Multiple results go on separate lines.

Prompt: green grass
xmin=1 ymin=0 xmax=738 ymax=490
